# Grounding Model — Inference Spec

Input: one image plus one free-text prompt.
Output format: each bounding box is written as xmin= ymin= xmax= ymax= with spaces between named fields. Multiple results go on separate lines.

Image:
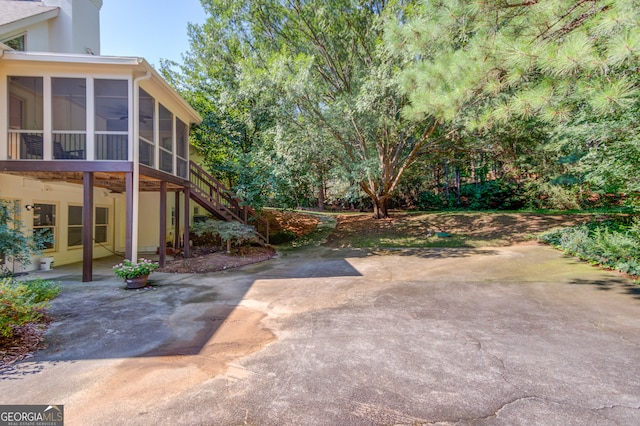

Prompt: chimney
xmin=43 ymin=0 xmax=103 ymax=55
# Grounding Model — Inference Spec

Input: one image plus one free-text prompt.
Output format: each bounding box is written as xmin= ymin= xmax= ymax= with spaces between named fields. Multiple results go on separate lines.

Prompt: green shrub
xmin=0 ymin=199 xmax=53 ymax=276
xmin=22 ymin=278 xmax=61 ymax=304
xmin=0 ymin=277 xmax=60 ymax=338
xmin=459 ymin=179 xmax=525 ymax=210
xmin=416 ymin=191 xmax=446 ymax=211
xmin=192 ymin=220 xmax=259 ymax=253
xmin=541 ymin=218 xmax=640 ymax=277
xmin=522 ymin=181 xmax=583 ymax=210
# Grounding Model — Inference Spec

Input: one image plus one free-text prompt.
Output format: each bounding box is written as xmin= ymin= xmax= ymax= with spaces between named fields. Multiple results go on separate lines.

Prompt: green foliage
xmin=386 ymin=0 xmax=640 ymax=207
xmin=0 ymin=199 xmax=53 ymax=275
xmin=459 ymin=179 xmax=525 ymax=211
xmin=213 ymin=221 xmax=259 ymax=244
xmin=545 ymin=105 xmax=640 ymax=206
xmin=112 ymin=259 xmax=160 ymax=280
xmin=390 ymin=0 xmax=640 ymax=126
xmin=192 ymin=220 xmax=259 ymax=253
xmin=173 ymin=0 xmax=454 ymax=218
xmin=0 ymin=277 xmax=60 ymax=338
xmin=169 ymin=1 xmax=640 ymax=213
xmin=521 ymin=181 xmax=584 ymax=211
xmin=416 ymin=191 xmax=446 ymax=211
xmin=541 ymin=218 xmax=640 ymax=276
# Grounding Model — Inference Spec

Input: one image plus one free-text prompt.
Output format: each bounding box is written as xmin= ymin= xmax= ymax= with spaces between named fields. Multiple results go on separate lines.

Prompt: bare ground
xmin=157 ymin=246 xmax=277 ymax=274
xmin=325 ymin=211 xmax=596 ymax=247
xmin=160 ymin=211 xmax=598 ymax=274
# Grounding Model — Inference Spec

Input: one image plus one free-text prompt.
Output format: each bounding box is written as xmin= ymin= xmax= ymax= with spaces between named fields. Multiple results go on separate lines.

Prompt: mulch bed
xmin=0 ymin=319 xmax=51 ymax=372
xmin=157 ymin=246 xmax=277 ymax=274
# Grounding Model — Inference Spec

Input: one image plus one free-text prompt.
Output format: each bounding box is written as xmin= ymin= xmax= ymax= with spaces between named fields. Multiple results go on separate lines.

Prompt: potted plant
xmin=113 ymin=258 xmax=159 ymax=289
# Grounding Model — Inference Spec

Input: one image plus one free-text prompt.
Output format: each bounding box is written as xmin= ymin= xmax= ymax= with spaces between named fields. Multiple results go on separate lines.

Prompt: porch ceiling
xmin=1 ymin=171 xmax=184 ymax=193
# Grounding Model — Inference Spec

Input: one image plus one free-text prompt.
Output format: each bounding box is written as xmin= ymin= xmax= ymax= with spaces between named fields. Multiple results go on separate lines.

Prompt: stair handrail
xmin=189 ymin=161 xmax=269 ymax=244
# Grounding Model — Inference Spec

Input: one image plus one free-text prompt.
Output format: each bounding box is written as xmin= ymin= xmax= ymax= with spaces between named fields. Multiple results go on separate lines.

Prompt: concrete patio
xmin=1 ymin=244 xmax=639 ymax=425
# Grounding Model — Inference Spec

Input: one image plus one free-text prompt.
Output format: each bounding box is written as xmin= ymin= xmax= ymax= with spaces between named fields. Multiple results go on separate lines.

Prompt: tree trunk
xmin=456 ymin=168 xmax=461 ymax=206
xmin=444 ymin=159 xmax=450 ymax=205
xmin=371 ymin=196 xmax=389 ymax=219
xmin=317 ymin=182 xmax=325 ymax=210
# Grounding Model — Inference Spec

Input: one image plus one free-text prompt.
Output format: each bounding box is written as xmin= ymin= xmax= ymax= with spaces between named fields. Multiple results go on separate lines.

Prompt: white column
xmin=43 ymin=77 xmax=52 ymax=160
xmin=85 ymin=78 xmax=94 ymax=160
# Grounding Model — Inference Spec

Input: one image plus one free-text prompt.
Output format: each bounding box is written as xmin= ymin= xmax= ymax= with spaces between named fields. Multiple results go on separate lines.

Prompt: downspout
xmin=131 ymin=69 xmax=152 ymax=262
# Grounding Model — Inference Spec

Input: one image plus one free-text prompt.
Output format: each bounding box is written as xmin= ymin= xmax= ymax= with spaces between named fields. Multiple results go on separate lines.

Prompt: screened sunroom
xmin=0 ymin=50 xmax=202 ymax=281
xmin=1 ymin=52 xmax=196 ymax=180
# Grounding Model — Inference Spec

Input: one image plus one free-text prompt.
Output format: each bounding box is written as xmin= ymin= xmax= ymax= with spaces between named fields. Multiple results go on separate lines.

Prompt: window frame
xmin=94 ymin=206 xmax=110 ymax=245
xmin=158 ymin=103 xmax=174 ymax=174
xmin=138 ymin=88 xmax=155 ymax=167
xmin=52 ymin=77 xmax=87 ymax=160
xmin=7 ymin=76 xmax=44 ymax=160
xmin=94 ymin=78 xmax=129 ymax=161
xmin=67 ymin=204 xmax=83 ymax=248
xmin=176 ymin=118 xmax=189 ymax=178
xmin=32 ymin=202 xmax=57 ymax=252
xmin=2 ymin=34 xmax=25 ymax=51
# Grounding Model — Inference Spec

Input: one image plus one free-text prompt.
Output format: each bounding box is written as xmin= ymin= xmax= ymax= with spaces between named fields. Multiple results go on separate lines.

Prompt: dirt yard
xmin=159 ymin=211 xmax=599 ymax=273
xmin=324 ymin=211 xmax=596 ymax=248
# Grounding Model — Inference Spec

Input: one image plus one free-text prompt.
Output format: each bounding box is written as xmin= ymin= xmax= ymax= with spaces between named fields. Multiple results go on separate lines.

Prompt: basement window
xmin=68 ymin=205 xmax=83 ymax=247
xmin=33 ymin=203 xmax=56 ymax=251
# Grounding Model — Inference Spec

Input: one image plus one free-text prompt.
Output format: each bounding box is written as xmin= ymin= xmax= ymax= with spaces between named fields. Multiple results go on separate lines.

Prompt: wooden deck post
xmin=82 ymin=172 xmax=94 ymax=282
xmin=174 ymin=191 xmax=180 ymax=250
xmin=159 ymin=181 xmax=167 ymax=267
xmin=183 ymin=185 xmax=190 ymax=258
xmin=125 ymin=172 xmax=133 ymax=260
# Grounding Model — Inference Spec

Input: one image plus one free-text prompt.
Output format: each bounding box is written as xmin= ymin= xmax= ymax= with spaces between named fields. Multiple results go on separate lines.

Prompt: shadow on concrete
xmin=325 ymin=247 xmax=500 ymax=260
xmin=569 ymin=278 xmax=640 ymax=300
xmin=1 ymin=252 xmax=363 ymax=376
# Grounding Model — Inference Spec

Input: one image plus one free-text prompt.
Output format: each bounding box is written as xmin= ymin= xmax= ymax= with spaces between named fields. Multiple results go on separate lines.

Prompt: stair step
xmin=188 ymin=160 xmax=269 ymax=244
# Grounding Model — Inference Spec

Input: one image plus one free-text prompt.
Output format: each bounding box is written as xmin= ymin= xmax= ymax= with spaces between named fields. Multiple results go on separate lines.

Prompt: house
xmin=0 ymin=0 xmax=267 ymax=281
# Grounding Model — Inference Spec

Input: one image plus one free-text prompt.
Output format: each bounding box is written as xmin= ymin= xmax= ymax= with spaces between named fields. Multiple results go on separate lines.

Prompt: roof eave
xmin=0 ymin=50 xmax=202 ymax=125
xmin=0 ymin=8 xmax=59 ymax=38
xmin=0 ymin=49 xmax=142 ymax=65
xmin=136 ymin=58 xmax=202 ymax=125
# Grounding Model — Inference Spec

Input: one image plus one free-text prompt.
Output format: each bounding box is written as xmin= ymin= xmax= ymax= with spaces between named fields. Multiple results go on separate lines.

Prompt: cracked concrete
xmin=1 ymin=244 xmax=640 ymax=425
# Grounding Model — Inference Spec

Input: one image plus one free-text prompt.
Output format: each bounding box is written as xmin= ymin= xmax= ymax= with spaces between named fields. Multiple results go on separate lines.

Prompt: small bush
xmin=192 ymin=220 xmax=259 ymax=253
xmin=0 ymin=277 xmax=60 ymax=338
xmin=522 ymin=181 xmax=583 ymax=210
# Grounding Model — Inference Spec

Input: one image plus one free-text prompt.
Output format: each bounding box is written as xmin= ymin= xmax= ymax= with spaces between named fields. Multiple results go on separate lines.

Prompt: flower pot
xmin=40 ymin=256 xmax=54 ymax=271
xmin=125 ymin=274 xmax=149 ymax=289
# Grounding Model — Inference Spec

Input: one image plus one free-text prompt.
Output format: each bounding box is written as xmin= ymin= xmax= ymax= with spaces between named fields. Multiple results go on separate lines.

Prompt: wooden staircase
xmin=189 ymin=161 xmax=269 ymax=244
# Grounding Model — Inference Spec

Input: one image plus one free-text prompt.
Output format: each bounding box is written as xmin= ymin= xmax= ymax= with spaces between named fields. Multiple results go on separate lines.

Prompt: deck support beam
xmin=174 ymin=191 xmax=180 ymax=251
xmin=82 ymin=172 xmax=94 ymax=282
xmin=183 ymin=186 xmax=190 ymax=258
xmin=159 ymin=181 xmax=167 ymax=267
xmin=125 ymin=172 xmax=133 ymax=260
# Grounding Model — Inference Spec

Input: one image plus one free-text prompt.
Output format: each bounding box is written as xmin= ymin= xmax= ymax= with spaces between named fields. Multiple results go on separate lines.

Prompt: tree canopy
xmin=168 ymin=0 xmax=640 ymax=214
xmin=389 ymin=0 xmax=639 ymax=126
